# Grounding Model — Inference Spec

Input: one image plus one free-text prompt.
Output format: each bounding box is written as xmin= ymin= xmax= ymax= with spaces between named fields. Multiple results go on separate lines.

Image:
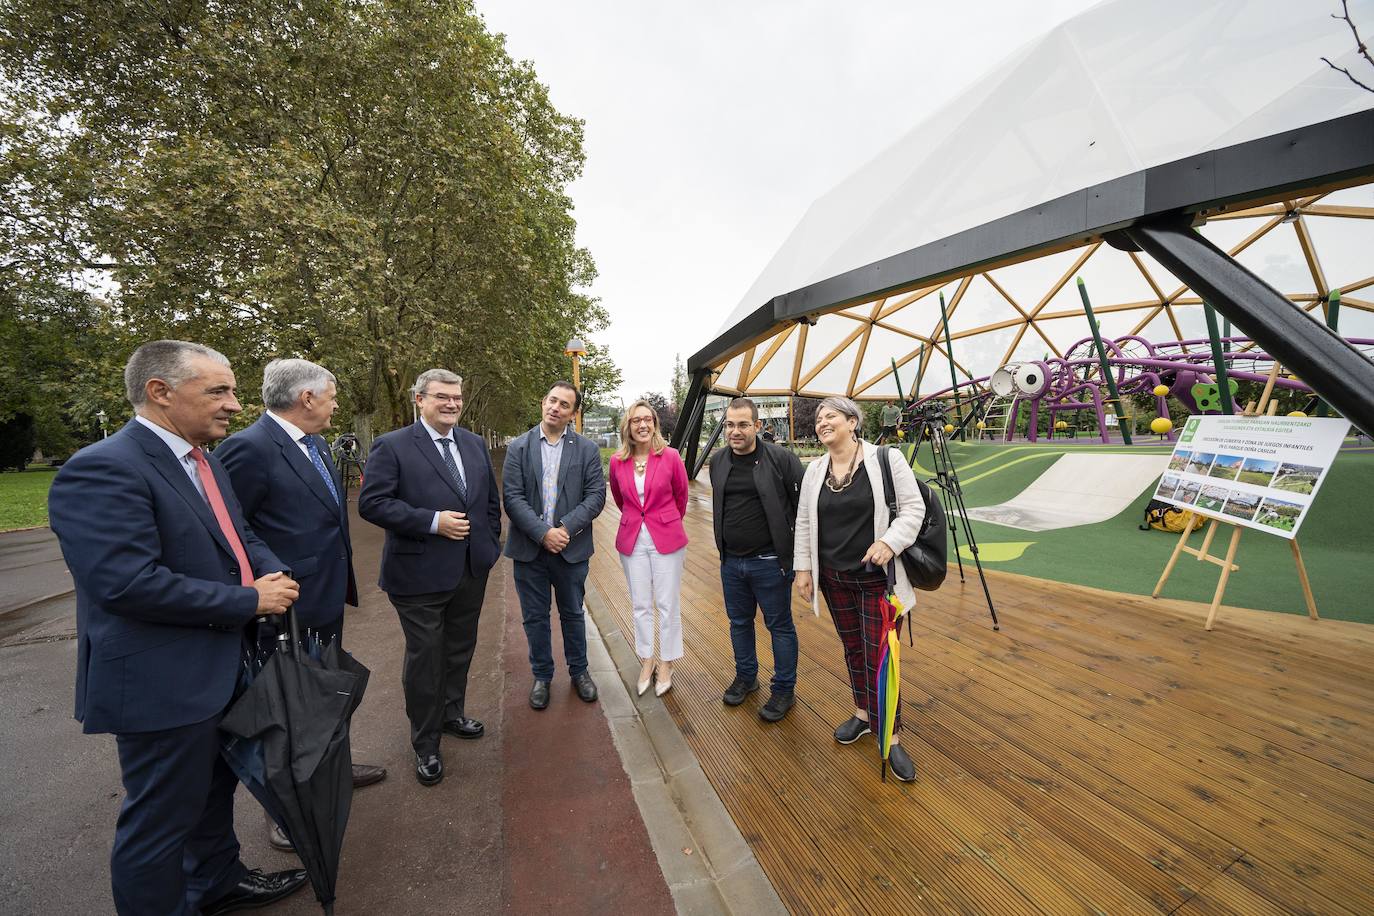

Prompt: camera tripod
xmin=330 ymin=433 xmax=365 ymax=501
xmin=913 ymin=415 xmax=999 ymax=630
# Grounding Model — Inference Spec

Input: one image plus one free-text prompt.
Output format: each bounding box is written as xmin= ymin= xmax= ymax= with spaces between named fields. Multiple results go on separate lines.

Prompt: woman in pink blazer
xmin=608 ymin=399 xmax=690 ymax=697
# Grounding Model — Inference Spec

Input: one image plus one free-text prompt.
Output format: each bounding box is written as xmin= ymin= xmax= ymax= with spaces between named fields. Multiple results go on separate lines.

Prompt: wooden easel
xmin=1152 ymin=362 xmax=1320 ymax=630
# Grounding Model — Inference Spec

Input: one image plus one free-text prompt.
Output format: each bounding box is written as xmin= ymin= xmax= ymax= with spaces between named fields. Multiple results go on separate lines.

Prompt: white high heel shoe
xmin=637 ymin=661 xmax=654 ymax=696
xmin=654 ymin=663 xmax=673 ymax=697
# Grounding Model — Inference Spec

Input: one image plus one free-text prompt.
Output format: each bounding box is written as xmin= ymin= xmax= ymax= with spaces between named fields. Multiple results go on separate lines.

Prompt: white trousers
xmin=620 ymin=524 xmax=685 ymax=661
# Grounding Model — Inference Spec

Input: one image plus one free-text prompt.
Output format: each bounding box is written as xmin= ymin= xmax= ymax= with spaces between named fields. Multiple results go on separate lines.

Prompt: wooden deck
xmin=586 ymin=482 xmax=1374 ymax=915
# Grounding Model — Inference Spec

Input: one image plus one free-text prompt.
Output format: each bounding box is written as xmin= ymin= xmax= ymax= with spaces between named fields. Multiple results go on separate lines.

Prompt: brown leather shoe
xmin=352 ymin=762 xmax=388 ymax=788
xmin=267 ymin=822 xmax=293 ymax=853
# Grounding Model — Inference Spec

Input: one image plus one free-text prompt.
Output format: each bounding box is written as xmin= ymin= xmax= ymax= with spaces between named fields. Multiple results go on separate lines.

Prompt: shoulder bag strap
xmin=879 ymin=447 xmax=915 ymax=645
xmin=878 ymin=446 xmax=898 ymax=523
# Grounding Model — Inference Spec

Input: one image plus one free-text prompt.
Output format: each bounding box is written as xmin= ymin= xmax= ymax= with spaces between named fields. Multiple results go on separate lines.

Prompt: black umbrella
xmin=220 ymin=610 xmax=370 ymax=915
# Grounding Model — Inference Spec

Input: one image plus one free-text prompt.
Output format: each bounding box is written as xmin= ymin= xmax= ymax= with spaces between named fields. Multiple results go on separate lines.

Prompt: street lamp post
xmin=564 ymin=337 xmax=587 ymax=433
xmin=96 ymin=409 xmax=108 ymax=439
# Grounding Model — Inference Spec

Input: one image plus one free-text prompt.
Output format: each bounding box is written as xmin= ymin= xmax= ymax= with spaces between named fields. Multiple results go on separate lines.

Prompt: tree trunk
xmin=353 ymin=411 xmax=374 ymax=453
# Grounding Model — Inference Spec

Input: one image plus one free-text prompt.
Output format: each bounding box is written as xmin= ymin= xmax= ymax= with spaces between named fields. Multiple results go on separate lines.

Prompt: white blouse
xmin=794 ymin=441 xmax=926 ymax=615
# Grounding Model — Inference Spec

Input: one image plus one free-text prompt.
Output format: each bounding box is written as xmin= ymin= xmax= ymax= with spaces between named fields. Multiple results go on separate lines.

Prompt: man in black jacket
xmin=708 ymin=398 xmax=804 ymax=722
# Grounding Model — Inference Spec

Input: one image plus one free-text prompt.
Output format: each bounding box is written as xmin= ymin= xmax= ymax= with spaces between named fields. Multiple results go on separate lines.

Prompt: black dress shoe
xmin=758 ymin=689 xmax=795 ymax=722
xmin=572 ymin=671 xmax=598 ymax=703
xmin=351 ymin=762 xmax=388 ymax=788
xmin=267 ymin=821 xmax=294 ymax=853
xmin=722 ymin=675 xmax=759 ymax=706
xmin=443 ymin=717 xmax=485 ymax=739
xmin=888 ymin=743 xmax=917 ymax=782
xmin=415 ymin=752 xmax=443 ymax=786
xmin=530 ymin=679 xmax=550 ymax=710
xmin=833 ymin=716 xmax=871 ymax=744
xmin=201 ymin=868 xmax=308 ymax=915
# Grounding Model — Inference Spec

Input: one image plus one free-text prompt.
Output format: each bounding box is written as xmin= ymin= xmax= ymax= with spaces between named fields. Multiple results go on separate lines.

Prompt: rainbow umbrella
xmin=873 ymin=576 xmax=910 ymax=781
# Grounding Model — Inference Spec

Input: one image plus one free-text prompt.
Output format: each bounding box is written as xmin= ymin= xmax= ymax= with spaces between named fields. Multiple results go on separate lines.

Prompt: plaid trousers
xmin=819 ymin=566 xmax=901 ymax=733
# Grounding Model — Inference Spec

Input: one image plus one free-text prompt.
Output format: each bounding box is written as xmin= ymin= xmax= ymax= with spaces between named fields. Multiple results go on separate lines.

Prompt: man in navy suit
xmin=218 ymin=358 xmax=388 ymax=851
xmin=47 ymin=340 xmax=308 ymax=915
xmin=502 ymin=381 xmax=606 ymax=710
xmin=358 ymin=368 xmax=501 ymax=786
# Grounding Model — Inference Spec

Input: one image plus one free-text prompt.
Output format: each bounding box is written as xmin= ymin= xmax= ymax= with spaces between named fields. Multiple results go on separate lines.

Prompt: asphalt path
xmin=0 ymin=527 xmax=73 ymax=640
xmin=0 ymin=497 xmax=670 ymax=915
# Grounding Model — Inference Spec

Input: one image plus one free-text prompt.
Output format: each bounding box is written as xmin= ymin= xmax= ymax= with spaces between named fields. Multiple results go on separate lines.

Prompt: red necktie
xmin=190 ymin=447 xmax=255 ymax=586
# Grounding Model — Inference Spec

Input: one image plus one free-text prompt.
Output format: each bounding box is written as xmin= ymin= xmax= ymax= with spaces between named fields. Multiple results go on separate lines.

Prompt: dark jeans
xmin=389 ymin=567 xmax=489 ymax=754
xmin=720 ymin=554 xmax=798 ymax=691
xmin=112 ymin=715 xmax=247 ymax=915
xmin=514 ymin=551 xmax=590 ymax=681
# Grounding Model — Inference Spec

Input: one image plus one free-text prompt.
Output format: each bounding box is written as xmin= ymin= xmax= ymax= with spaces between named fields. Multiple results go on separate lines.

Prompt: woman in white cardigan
xmin=794 ymin=396 xmax=925 ymax=782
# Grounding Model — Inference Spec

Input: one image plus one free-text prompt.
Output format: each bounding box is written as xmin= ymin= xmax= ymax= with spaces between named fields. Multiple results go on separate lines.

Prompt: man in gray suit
xmin=502 ymin=381 xmax=606 ymax=709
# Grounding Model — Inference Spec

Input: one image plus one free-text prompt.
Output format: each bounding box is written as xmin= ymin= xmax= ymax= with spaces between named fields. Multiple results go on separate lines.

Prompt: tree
xmin=0 ymin=414 xmax=36 ymax=470
xmin=0 ymin=281 xmax=126 ymax=458
xmin=669 ymin=353 xmax=689 ymax=412
xmin=576 ymin=340 xmax=624 ymax=415
xmin=1322 ymin=1 xmax=1374 ymax=93
xmin=790 ymin=396 xmax=821 ymax=441
xmin=639 ymin=391 xmax=679 ymax=439
xmin=0 ymin=0 xmax=616 ymax=444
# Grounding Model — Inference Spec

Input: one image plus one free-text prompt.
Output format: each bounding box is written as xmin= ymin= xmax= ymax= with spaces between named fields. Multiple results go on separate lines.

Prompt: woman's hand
xmin=795 ymin=570 xmax=814 ymax=603
xmin=862 ymin=540 xmax=895 ymax=567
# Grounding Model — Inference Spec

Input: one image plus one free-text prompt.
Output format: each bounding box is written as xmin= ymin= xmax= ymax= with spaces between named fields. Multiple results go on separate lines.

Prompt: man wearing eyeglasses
xmin=709 ymin=397 xmax=804 ymax=722
xmin=358 ymin=369 xmax=502 ymax=787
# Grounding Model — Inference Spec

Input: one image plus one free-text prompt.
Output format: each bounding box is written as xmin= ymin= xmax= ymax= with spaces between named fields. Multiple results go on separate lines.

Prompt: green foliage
xmin=0 ymin=414 xmax=35 ymax=470
xmin=861 ymin=401 xmax=884 ymax=440
xmin=669 ymin=353 xmax=688 ymax=411
xmin=637 ymin=391 xmax=678 ymax=438
xmin=0 ymin=0 xmax=616 ymax=444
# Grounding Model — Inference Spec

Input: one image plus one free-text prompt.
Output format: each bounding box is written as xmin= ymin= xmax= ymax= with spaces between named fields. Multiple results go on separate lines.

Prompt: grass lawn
xmin=0 ymin=467 xmax=57 ymax=531
xmin=897 ymin=440 xmax=1374 ymax=623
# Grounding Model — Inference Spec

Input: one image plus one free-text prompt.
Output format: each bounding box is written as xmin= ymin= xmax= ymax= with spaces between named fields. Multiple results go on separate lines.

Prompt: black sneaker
xmin=722 ymin=675 xmax=759 ymax=706
xmin=759 ymin=689 xmax=794 ymax=722
xmin=888 ymin=743 xmax=916 ymax=782
xmin=833 ymin=716 xmax=871 ymax=744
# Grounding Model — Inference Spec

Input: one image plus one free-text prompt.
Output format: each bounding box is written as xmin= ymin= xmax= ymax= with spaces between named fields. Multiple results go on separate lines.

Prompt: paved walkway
xmin=0 ymin=526 xmax=73 ymax=642
xmin=0 ymin=501 xmax=773 ymax=914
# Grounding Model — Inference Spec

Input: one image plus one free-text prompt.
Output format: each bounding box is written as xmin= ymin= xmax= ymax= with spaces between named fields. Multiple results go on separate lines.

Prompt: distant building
xmin=583 ymin=412 xmax=619 ymax=449
xmin=705 ymin=394 xmax=793 ymax=443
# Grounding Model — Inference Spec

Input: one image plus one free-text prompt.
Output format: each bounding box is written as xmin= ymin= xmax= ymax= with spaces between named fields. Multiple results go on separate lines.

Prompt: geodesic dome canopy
xmin=691 ymin=0 xmax=1374 ymax=403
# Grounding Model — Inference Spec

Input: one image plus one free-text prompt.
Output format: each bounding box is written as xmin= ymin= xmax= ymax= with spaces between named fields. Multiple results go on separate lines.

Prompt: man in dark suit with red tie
xmin=218 ymin=357 xmax=388 ymax=852
xmin=358 ymin=368 xmax=502 ymax=786
xmin=47 ymin=340 xmax=308 ymax=915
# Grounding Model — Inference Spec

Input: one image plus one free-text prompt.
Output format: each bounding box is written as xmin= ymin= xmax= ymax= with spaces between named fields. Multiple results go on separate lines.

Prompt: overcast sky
xmin=475 ymin=0 xmax=1103 ymax=405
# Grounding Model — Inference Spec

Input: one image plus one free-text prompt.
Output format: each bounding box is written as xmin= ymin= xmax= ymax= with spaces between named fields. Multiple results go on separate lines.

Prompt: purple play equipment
xmin=915 ymin=335 xmax=1374 ymax=444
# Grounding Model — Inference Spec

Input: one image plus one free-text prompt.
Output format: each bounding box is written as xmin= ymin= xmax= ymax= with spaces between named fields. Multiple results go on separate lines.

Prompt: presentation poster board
xmin=1152 ymin=415 xmax=1349 ymax=540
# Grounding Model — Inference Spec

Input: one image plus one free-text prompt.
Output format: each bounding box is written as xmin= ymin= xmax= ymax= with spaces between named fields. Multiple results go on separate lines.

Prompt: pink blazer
xmin=608 ymin=447 xmax=690 ymax=556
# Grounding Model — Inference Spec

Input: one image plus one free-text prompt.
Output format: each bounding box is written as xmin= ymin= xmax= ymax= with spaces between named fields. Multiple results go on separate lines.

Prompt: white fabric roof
xmin=717 ymin=0 xmax=1374 ymax=338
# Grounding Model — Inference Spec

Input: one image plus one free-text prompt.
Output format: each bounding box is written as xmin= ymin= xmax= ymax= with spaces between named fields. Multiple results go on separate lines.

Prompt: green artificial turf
xmin=899 ymin=440 xmax=1374 ymax=624
xmin=0 ymin=467 xmax=56 ymax=531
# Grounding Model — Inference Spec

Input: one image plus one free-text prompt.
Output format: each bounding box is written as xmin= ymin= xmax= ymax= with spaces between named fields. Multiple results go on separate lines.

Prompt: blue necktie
xmin=439 ymin=438 xmax=468 ymax=503
xmin=302 ymin=436 xmax=340 ymax=505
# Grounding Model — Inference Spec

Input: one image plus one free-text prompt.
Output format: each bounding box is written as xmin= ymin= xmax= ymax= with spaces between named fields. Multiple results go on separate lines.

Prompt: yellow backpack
xmin=1140 ymin=499 xmax=1205 ymax=533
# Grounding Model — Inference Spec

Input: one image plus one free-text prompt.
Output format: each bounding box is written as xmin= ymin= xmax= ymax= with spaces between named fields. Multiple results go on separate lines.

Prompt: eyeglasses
xmin=424 ymin=393 xmax=463 ymax=404
xmin=723 ymin=422 xmax=756 ymax=431
xmin=628 ymin=418 xmax=655 ymax=427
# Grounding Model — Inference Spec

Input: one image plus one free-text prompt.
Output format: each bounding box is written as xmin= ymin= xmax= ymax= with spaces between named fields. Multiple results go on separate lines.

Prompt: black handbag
xmin=878 ymin=447 xmax=948 ymax=592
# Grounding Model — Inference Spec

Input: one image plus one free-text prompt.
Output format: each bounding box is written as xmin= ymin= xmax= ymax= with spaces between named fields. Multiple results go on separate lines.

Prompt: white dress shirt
xmin=135 ymin=415 xmax=207 ymax=501
xmin=420 ymin=418 xmax=467 ymax=535
xmin=265 ymin=411 xmax=313 ymax=460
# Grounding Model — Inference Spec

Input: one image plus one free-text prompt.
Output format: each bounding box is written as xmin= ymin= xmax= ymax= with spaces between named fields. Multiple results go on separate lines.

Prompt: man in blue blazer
xmin=47 ymin=340 xmax=307 ymax=916
xmin=218 ymin=357 xmax=388 ymax=850
xmin=502 ymin=381 xmax=607 ymax=710
xmin=358 ymin=368 xmax=502 ymax=786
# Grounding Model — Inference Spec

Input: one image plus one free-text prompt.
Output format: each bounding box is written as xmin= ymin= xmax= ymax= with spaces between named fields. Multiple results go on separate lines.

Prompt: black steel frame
xmin=676 ymin=109 xmax=1374 ymax=448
